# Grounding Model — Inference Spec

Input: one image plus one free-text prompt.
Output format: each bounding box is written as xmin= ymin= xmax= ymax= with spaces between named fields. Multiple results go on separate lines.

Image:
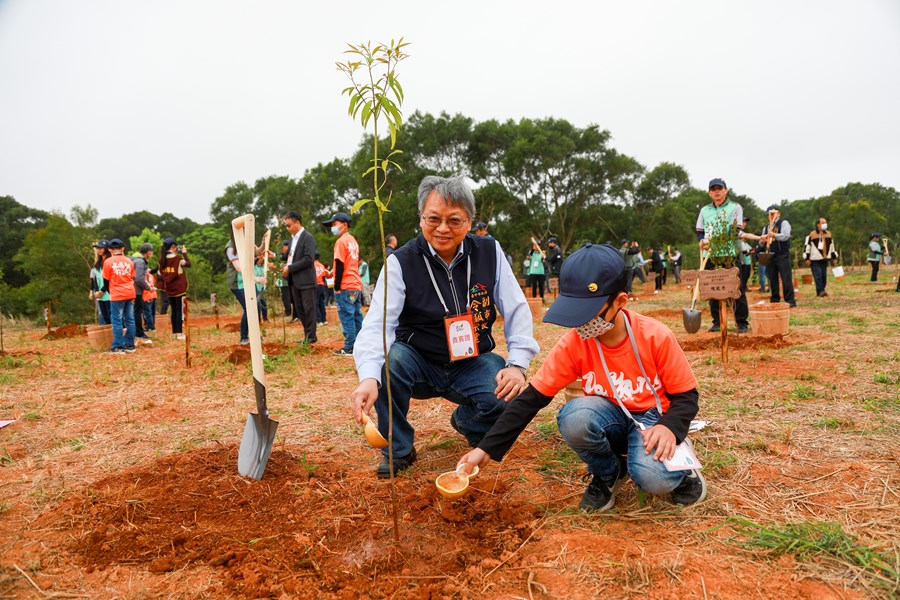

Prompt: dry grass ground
xmin=0 ymin=265 xmax=898 ymax=599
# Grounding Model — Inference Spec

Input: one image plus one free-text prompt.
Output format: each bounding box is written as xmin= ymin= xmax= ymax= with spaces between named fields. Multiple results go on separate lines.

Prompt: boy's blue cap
xmin=107 ymin=238 xmax=125 ymax=249
xmin=543 ymin=243 xmax=626 ymax=328
xmin=322 ymin=212 xmax=352 ymax=227
xmin=708 ymin=178 xmax=727 ymax=189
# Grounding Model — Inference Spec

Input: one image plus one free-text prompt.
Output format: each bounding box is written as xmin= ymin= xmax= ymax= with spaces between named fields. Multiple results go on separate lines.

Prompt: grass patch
xmin=533 ymin=420 xmax=558 ymax=440
xmin=790 ymin=384 xmax=816 ymax=401
xmin=873 ymin=371 xmax=899 ymax=385
xmin=536 ymin=445 xmax=581 ymax=478
xmin=727 ymin=518 xmax=898 ymax=584
xmin=738 ymin=437 xmax=768 ymax=451
xmin=815 ymin=417 xmax=854 ymax=430
xmin=700 ymin=449 xmax=737 ymax=472
xmin=298 ymin=452 xmax=318 ymax=478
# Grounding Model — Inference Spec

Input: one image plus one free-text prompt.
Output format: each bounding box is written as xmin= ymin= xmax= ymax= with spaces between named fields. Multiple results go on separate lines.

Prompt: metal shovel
xmin=682 ymin=250 xmax=709 ymax=333
xmin=232 ymin=214 xmax=279 ymax=480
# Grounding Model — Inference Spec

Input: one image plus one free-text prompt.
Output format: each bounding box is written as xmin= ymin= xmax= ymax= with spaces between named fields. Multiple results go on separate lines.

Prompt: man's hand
xmin=281 ymin=265 xmax=289 ymax=277
xmin=805 ymin=259 xmax=811 ymax=266
xmin=457 ymin=448 xmax=491 ymax=475
xmin=641 ymin=424 xmax=677 ymax=461
xmin=699 ymin=239 xmax=710 ymax=250
xmin=350 ymin=378 xmax=379 ymax=425
xmin=495 ymin=367 xmax=526 ymax=402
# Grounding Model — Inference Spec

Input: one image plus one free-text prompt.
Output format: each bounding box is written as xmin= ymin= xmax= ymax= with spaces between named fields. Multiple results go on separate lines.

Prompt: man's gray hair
xmin=417 ymin=176 xmax=476 ymax=219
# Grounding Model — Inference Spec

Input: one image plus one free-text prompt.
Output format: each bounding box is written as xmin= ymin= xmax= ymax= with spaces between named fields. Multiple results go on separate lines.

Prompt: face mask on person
xmin=821 ymin=223 xmax=828 ymax=231
xmin=575 ymin=300 xmax=618 ymax=340
xmin=330 ymin=226 xmax=341 ymax=236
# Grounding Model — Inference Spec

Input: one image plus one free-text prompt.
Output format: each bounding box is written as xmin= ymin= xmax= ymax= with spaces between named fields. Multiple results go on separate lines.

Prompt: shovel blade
xmin=238 ymin=412 xmax=279 ymax=480
xmin=682 ymin=309 xmax=702 ymax=334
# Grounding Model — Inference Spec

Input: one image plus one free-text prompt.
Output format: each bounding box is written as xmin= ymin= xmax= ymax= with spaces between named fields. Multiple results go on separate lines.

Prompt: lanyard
xmin=422 ymin=252 xmax=471 ymax=316
xmin=593 ymin=313 xmax=665 ymax=431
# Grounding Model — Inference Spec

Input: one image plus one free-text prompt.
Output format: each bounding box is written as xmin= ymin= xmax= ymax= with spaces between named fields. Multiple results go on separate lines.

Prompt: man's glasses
xmin=421 ymin=214 xmax=469 ymax=230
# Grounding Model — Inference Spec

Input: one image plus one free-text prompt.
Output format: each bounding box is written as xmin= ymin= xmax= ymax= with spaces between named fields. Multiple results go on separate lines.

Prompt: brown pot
xmin=87 ymin=325 xmax=113 ymax=350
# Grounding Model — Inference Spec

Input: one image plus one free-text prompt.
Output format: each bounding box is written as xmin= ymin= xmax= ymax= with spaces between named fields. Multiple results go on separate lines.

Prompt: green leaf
xmin=352 ymin=198 xmax=373 ymax=213
xmin=374 ymin=198 xmax=387 ymax=211
xmin=361 ymin=102 xmax=371 ymax=127
xmin=388 ymin=121 xmax=397 ymax=150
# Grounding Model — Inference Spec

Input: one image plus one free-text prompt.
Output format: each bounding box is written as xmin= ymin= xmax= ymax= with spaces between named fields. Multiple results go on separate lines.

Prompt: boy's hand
xmin=641 ymin=424 xmax=676 ymax=461
xmin=457 ymin=448 xmax=490 ymax=475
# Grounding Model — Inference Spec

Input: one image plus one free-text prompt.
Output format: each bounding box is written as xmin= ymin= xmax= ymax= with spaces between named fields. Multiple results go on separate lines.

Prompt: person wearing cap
xmin=696 ymin=178 xmax=750 ymax=332
xmin=525 ymin=238 xmax=547 ymax=300
xmin=649 ymin=246 xmax=664 ymax=293
xmin=758 ymin=205 xmax=796 ymax=307
xmin=867 ymin=233 xmax=884 ymax=282
xmin=130 ymin=243 xmax=154 ymax=345
xmin=350 ymin=175 xmax=539 ymax=479
xmin=102 ymin=239 xmax=137 ymax=353
xmin=322 ymin=211 xmax=362 ymax=355
xmin=159 ymin=238 xmax=190 ymax=340
xmin=456 ymin=243 xmax=706 ymax=511
xmin=473 ymin=222 xmax=491 ymax=238
xmin=802 ymin=217 xmax=839 ymax=297
xmin=546 ymin=236 xmax=563 ymax=290
xmin=90 ymin=240 xmax=112 ymax=325
xmin=282 ymin=210 xmax=318 ymax=344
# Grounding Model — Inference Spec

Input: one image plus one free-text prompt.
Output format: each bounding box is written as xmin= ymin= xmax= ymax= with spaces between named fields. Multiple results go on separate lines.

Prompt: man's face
xmin=708 ymin=185 xmax=728 ymax=204
xmin=475 ymin=228 xmax=487 ymax=237
xmin=420 ymin=191 xmax=470 ymax=257
xmin=283 ymin=218 xmax=300 ymax=235
xmin=768 ymin=209 xmax=780 ymax=221
xmin=549 ymin=242 xmax=556 ymax=248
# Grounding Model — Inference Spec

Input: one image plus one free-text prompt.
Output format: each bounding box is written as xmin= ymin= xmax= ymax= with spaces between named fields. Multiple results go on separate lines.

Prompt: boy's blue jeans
xmin=557 ymin=396 xmax=685 ymax=494
xmin=109 ymin=299 xmax=135 ymax=350
xmin=335 ymin=290 xmax=363 ymax=352
xmin=374 ymin=342 xmax=506 ymax=458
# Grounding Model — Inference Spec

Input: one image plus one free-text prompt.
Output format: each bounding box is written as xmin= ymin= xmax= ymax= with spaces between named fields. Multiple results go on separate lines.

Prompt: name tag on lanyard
xmin=444 ymin=312 xmax=479 ymax=361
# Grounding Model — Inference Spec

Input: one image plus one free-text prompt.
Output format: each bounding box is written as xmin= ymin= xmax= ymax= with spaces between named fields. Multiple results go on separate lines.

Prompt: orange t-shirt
xmin=314 ymin=260 xmax=327 ymax=285
xmin=530 ymin=309 xmax=697 ymax=413
xmin=334 ymin=233 xmax=361 ymax=291
xmin=102 ymin=255 xmax=137 ymax=302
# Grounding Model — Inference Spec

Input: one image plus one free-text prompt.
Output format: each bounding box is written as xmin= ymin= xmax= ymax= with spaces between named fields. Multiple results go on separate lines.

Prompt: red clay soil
xmin=41 ymin=323 xmax=83 ymax=340
xmin=679 ymin=333 xmax=794 ymax=352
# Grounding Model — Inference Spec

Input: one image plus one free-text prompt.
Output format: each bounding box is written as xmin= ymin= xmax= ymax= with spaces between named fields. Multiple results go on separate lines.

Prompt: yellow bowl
xmin=435 ymin=465 xmax=479 ymax=500
xmin=362 ymin=414 xmax=388 ymax=449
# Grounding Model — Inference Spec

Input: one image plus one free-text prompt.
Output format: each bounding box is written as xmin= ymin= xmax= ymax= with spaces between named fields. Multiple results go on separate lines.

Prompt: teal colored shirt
xmin=527 ymin=250 xmax=545 ymax=276
xmin=696 ymin=199 xmax=744 ymax=259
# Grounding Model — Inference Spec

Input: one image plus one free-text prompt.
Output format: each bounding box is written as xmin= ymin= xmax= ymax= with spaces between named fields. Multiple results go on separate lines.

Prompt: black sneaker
xmin=671 ymin=469 xmax=707 ymax=505
xmin=579 ymin=457 xmax=627 ymax=512
xmin=450 ymin=413 xmax=482 ymax=448
xmin=708 ymin=324 xmax=721 ymax=333
xmin=376 ymin=448 xmax=417 ymax=479
xmin=737 ymin=326 xmax=749 ymax=334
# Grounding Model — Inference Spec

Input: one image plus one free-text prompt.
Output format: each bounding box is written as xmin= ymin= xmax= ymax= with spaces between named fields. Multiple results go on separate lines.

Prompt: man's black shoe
xmin=376 ymin=448 xmax=417 ymax=479
xmin=737 ymin=326 xmax=749 ymax=334
xmin=708 ymin=324 xmax=720 ymax=333
xmin=450 ymin=413 xmax=482 ymax=448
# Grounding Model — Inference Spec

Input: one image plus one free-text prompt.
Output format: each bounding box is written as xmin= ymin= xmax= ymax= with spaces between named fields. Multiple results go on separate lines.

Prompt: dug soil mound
xmin=36 ymin=445 xmax=541 ymax=598
xmin=679 ymin=333 xmax=794 ymax=352
xmin=41 ymin=323 xmax=83 ymax=340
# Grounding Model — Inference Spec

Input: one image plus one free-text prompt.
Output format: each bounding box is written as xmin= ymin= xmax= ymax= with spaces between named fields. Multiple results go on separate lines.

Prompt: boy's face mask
xmin=330 ymin=226 xmax=341 ymax=236
xmin=576 ymin=299 xmax=618 ymax=340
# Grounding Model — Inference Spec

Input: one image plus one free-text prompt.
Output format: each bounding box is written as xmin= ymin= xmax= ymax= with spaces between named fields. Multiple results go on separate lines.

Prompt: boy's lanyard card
xmin=663 ymin=440 xmax=703 ymax=472
xmin=445 ymin=312 xmax=479 ymax=361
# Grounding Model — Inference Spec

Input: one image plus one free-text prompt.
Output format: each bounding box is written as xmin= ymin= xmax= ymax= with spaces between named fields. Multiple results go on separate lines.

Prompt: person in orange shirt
xmin=457 ymin=243 xmax=706 ymax=512
xmin=101 ymin=238 xmax=137 ymax=353
xmin=314 ymin=251 xmax=328 ymax=325
xmin=322 ymin=212 xmax=362 ymax=356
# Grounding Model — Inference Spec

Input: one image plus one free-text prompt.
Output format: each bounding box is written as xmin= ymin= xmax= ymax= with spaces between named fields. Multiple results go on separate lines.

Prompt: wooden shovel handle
xmin=690 ymin=250 xmax=710 ymax=307
xmin=231 ymin=215 xmax=266 ymax=400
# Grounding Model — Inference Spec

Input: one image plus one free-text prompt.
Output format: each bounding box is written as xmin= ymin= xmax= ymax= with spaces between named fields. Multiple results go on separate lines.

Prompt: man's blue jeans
xmin=557 ymin=396 xmax=685 ymax=494
xmin=335 ymin=290 xmax=363 ymax=352
xmin=109 ymin=299 xmax=135 ymax=350
xmin=374 ymin=342 xmax=506 ymax=458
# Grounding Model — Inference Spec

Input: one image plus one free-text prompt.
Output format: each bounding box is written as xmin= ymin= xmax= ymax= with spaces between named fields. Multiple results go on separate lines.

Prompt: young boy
xmin=457 ymin=243 xmax=706 ymax=511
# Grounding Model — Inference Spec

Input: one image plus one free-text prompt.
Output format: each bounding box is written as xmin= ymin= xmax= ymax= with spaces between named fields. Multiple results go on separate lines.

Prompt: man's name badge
xmin=445 ymin=313 xmax=479 ymax=361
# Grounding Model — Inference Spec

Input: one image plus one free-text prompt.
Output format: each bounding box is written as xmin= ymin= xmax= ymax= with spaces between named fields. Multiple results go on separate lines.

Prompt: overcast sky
xmin=1 ymin=0 xmax=898 ymax=224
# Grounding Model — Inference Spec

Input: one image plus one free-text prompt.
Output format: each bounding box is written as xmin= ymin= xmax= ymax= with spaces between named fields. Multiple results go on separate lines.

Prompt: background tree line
xmin=1 ymin=111 xmax=897 ymax=323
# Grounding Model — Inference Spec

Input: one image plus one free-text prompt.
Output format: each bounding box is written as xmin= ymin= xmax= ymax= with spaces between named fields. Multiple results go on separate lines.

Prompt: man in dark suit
xmin=282 ymin=210 xmax=318 ymax=344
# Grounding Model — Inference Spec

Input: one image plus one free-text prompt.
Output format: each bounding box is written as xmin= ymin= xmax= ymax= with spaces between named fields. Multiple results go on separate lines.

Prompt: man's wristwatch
xmin=505 ymin=363 xmax=527 ymax=377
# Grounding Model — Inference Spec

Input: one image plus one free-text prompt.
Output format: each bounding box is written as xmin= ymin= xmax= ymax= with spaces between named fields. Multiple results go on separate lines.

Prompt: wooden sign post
xmin=698 ymin=268 xmax=741 ymax=364
xmin=184 ymin=296 xmax=191 ymax=367
xmin=211 ymin=293 xmax=219 ymax=330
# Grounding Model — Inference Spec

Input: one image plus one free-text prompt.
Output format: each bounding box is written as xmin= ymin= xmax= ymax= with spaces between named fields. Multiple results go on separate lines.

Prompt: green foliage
xmin=0 ymin=195 xmax=49 ymax=288
xmin=129 ymin=228 xmax=163 ymax=266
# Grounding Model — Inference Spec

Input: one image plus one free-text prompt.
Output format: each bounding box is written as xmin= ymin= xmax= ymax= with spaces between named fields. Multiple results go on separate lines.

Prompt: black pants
xmin=316 ymin=284 xmax=327 ymax=322
xmin=632 ymin=267 xmax=646 ymax=284
xmin=134 ymin=295 xmax=146 ymax=338
xmin=624 ymin=267 xmax=634 ymax=294
xmin=739 ymin=264 xmax=751 ymax=294
xmin=705 ymin=262 xmax=749 ymax=328
xmin=870 ymin=260 xmax=879 ymax=282
xmin=654 ymin=272 xmax=663 ymax=290
xmin=810 ymin=260 xmax=828 ymax=295
xmin=766 ymin=253 xmax=796 ymax=306
xmin=159 ymin=291 xmax=169 ymax=315
xmin=527 ymin=274 xmax=545 ymax=298
xmin=169 ymin=296 xmax=183 ymax=334
xmin=290 ymin=286 xmax=317 ymax=343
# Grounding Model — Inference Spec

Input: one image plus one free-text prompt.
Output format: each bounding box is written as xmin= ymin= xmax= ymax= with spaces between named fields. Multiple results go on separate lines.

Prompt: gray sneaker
xmin=579 ymin=456 xmax=628 ymax=512
xmin=671 ymin=469 xmax=707 ymax=505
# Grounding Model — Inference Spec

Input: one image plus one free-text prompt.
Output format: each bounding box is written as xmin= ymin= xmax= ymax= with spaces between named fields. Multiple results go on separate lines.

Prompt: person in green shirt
xmin=525 ymin=238 xmax=546 ymax=299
